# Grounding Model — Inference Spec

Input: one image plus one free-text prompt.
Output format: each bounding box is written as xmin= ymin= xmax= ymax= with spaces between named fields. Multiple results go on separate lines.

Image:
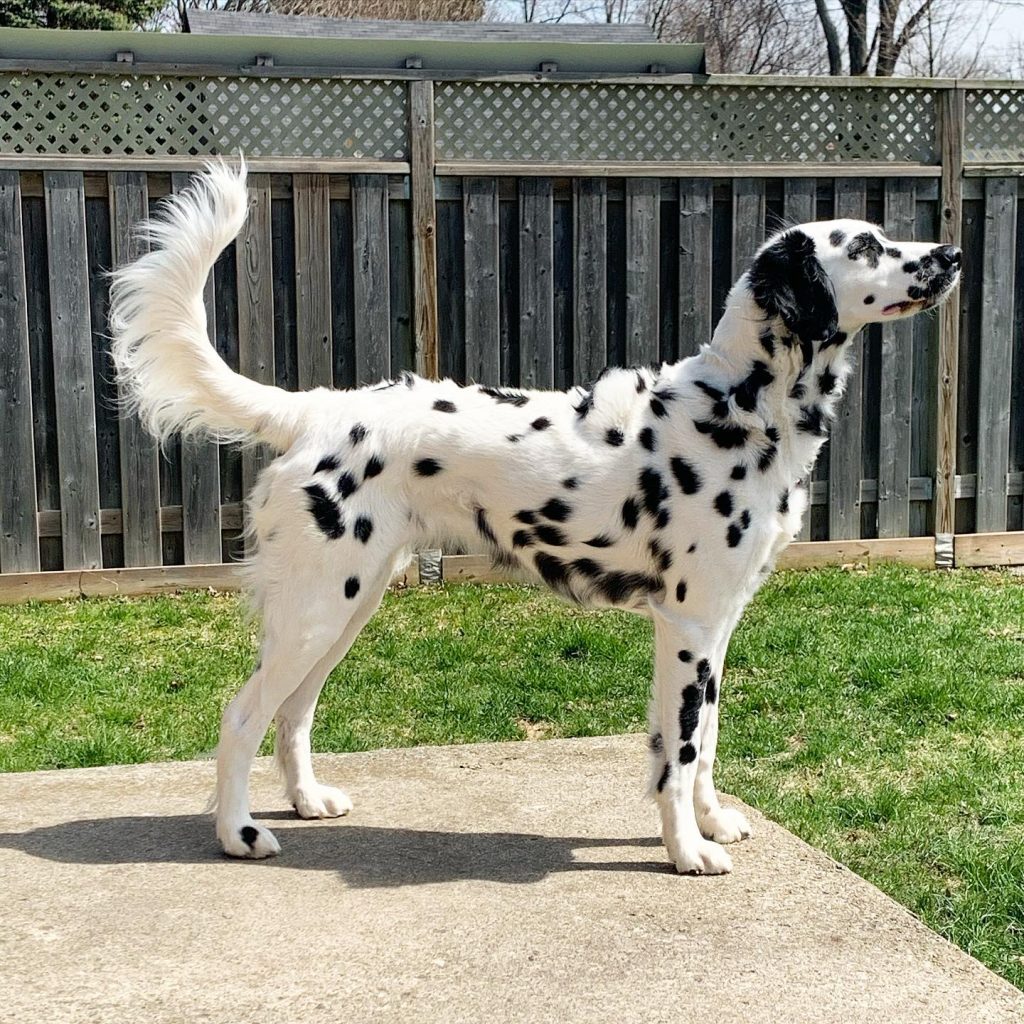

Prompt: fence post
xmin=934 ymin=87 xmax=965 ymax=568
xmin=409 ymin=79 xmax=439 ymax=380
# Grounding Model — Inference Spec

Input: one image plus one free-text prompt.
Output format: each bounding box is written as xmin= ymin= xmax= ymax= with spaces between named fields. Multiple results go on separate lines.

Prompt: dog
xmin=110 ymin=163 xmax=961 ymax=874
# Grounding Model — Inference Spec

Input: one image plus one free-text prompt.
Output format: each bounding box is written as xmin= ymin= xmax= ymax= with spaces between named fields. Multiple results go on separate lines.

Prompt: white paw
xmin=698 ymin=806 xmax=753 ymax=845
xmin=670 ymin=837 xmax=734 ymax=875
xmin=218 ymin=819 xmax=281 ymax=859
xmin=291 ymin=783 xmax=353 ymax=820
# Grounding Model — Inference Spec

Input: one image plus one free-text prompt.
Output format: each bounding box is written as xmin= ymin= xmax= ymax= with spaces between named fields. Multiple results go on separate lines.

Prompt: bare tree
xmin=271 ymin=0 xmax=484 ymax=17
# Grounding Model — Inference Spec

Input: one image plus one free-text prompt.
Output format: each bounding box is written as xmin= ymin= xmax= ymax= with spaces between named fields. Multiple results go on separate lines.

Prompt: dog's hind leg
xmin=647 ymin=603 xmax=733 ymax=875
xmin=215 ymin=573 xmax=371 ymax=859
xmin=273 ymin=564 xmax=394 ymax=820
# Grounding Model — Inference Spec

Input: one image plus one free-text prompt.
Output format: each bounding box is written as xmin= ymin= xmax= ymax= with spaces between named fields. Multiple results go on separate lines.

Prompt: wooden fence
xmin=1 ymin=50 xmax=1023 ymax=600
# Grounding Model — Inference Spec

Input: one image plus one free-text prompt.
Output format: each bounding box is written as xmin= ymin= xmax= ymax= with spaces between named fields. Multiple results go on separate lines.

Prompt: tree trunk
xmin=814 ymin=0 xmax=844 ymax=75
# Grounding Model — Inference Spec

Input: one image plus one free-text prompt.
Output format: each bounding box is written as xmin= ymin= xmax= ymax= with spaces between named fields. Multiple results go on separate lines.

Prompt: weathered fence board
xmin=829 ymin=178 xmax=867 ymax=541
xmin=731 ymin=178 xmax=765 ymax=280
xmin=110 ymin=171 xmax=163 ymax=567
xmin=293 ymin=173 xmax=333 ymax=391
xmin=677 ymin=178 xmax=713 ymax=360
xmin=0 ymin=172 xmax=39 ymax=572
xmin=574 ymin=177 xmax=607 ymax=384
xmin=976 ymin=176 xmax=1017 ymax=532
xmin=518 ymin=177 xmax=554 ymax=389
xmin=878 ymin=178 xmax=918 ymax=538
xmin=463 ymin=176 xmax=500 ymax=385
xmin=352 ymin=174 xmax=392 ymax=385
xmin=625 ymin=178 xmax=660 ymax=366
xmin=44 ymin=171 xmax=102 ymax=570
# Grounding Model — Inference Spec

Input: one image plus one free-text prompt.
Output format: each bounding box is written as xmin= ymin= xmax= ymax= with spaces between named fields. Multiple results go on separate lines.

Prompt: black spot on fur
xmin=758 ymin=445 xmax=777 ymax=473
xmin=714 ymin=491 xmax=734 ymax=518
xmin=731 ymin=465 xmax=746 ymax=481
xmin=433 ymin=399 xmax=457 ymax=413
xmin=476 ymin=507 xmax=498 ymax=547
xmin=727 ymin=523 xmax=742 ymax=547
xmin=679 ymin=684 xmax=704 ymax=741
xmin=414 ymin=458 xmax=442 ymax=476
xmin=512 ymin=529 xmax=534 ymax=548
xmin=679 ymin=742 xmax=697 ymax=765
xmin=639 ymin=468 xmax=666 ymax=515
xmin=676 ymin=580 xmax=687 ymax=603
xmin=507 ymin=434 xmax=523 ymax=444
xmin=797 ymin=405 xmax=827 ymax=437
xmin=480 ymin=385 xmax=529 ymax=407
xmin=540 ymin=498 xmax=571 ymax=522
xmin=354 ymin=516 xmax=373 ymax=544
xmin=656 ymin=762 xmax=671 ymax=793
xmin=748 ymin=229 xmax=839 ymax=342
xmin=535 ymin=524 xmax=568 ymax=546
xmin=655 ymin=507 xmax=671 ymax=529
xmin=531 ymin=417 xmax=551 ymax=431
xmin=315 ymin=455 xmax=339 ymax=474
xmin=657 ymin=549 xmax=673 ymax=572
xmin=621 ymin=497 xmax=640 ymax=530
xmin=563 ymin=477 xmax=579 ymax=489
xmin=863 ymin=294 xmax=875 ymax=305
xmin=766 ymin=426 xmax=780 ymax=443
xmin=902 ymin=260 xmax=920 ymax=274
xmin=639 ymin=427 xmax=657 ymax=452
xmin=678 ymin=649 xmax=692 ymax=663
xmin=778 ymin=491 xmax=790 ymax=514
xmin=740 ymin=509 xmax=751 ymax=529
xmin=694 ymin=420 xmax=749 ymax=450
xmin=687 ymin=543 xmax=697 ymax=553
xmin=695 ymin=380 xmax=724 ymax=401
xmin=572 ymin=557 xmax=602 ymax=578
xmin=364 ymin=456 xmax=384 ymax=479
xmin=338 ymin=472 xmax=358 ymax=499
xmin=733 ymin=360 xmax=774 ymax=413
xmin=634 ymin=371 xmax=648 ymax=393
xmin=789 ymin=377 xmax=806 ymax=401
xmin=885 ymin=246 xmax=902 ymax=260
xmin=759 ymin=328 xmax=776 ymax=358
xmin=596 ymin=570 xmax=659 ymax=605
xmin=705 ymin=674 xmax=718 ymax=705
xmin=515 ymin=510 xmax=537 ymax=525
xmin=574 ymin=391 xmax=594 ymax=418
xmin=670 ymin=457 xmax=702 ymax=495
xmin=344 ymin=576 xmax=360 ymax=599
xmin=653 ymin=387 xmax=676 ymax=405
xmin=649 ymin=732 xmax=663 ymax=754
xmin=303 ymin=484 xmax=345 ymax=540
xmin=829 ymin=229 xmax=846 ymax=247
xmin=846 ymin=231 xmax=884 ymax=269
xmin=584 ymin=534 xmax=613 ymax=548
xmin=241 ymin=825 xmax=259 ymax=848
xmin=650 ymin=397 xmax=667 ymax=418
xmin=605 ymin=428 xmax=625 ymax=447
xmin=534 ymin=551 xmax=569 ymax=586
xmin=818 ymin=367 xmax=837 ymax=395
xmin=349 ymin=424 xmax=367 ymax=446
xmin=820 ymin=331 xmax=848 ymax=350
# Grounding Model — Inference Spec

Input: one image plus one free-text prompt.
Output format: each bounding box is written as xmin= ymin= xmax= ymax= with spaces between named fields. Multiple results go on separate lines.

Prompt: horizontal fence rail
xmin=1 ymin=64 xmax=1023 ymax=588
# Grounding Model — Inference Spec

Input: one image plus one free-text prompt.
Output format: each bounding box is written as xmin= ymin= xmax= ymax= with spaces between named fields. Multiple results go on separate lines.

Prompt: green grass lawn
xmin=2 ymin=565 xmax=1024 ymax=986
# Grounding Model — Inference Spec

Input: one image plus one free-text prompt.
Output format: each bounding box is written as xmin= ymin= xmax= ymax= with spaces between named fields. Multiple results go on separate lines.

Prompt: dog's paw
xmin=698 ymin=806 xmax=752 ymax=845
xmin=291 ymin=784 xmax=353 ymax=820
xmin=669 ymin=837 xmax=733 ymax=876
xmin=218 ymin=820 xmax=281 ymax=859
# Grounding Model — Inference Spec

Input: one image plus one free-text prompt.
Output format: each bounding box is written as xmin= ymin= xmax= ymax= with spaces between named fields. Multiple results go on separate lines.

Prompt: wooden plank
xmin=783 ymin=179 xmax=816 ymax=541
xmin=171 ymin=172 xmax=223 ymax=565
xmin=574 ymin=178 xmax=607 ymax=384
xmin=463 ymin=176 xmax=500 ymax=385
xmin=677 ymin=178 xmax=712 ymax=360
xmin=441 ymin=553 xmax=530 ymax=584
xmin=935 ymin=88 xmax=965 ymax=559
xmin=878 ymin=178 xmax=917 ymax=538
xmin=954 ymin=531 xmax=1024 ymax=567
xmin=410 ymin=80 xmax=440 ymax=379
xmin=829 ymin=178 xmax=867 ymax=541
xmin=352 ymin=173 xmax=392 ymax=385
xmin=777 ymin=537 xmax=935 ymax=570
xmin=435 ymin=161 xmax=942 ymax=179
xmin=0 ymin=557 xmax=420 ymax=606
xmin=236 ymin=172 xmax=275 ymax=499
xmin=975 ymin=177 xmax=1017 ymax=532
xmin=293 ymin=173 xmax=333 ymax=390
xmin=731 ymin=178 xmax=765 ymax=281
xmin=625 ymin=177 xmax=660 ymax=367
xmin=0 ymin=172 xmax=39 ymax=573
xmin=109 ymin=171 xmax=163 ymax=567
xmin=518 ymin=177 xmax=554 ymax=389
xmin=44 ymin=171 xmax=101 ymax=570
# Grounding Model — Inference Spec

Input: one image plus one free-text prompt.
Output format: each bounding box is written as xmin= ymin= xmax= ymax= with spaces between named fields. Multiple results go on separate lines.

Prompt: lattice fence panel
xmin=965 ymin=90 xmax=1024 ymax=164
xmin=0 ymin=74 xmax=408 ymax=160
xmin=435 ymin=82 xmax=940 ymax=164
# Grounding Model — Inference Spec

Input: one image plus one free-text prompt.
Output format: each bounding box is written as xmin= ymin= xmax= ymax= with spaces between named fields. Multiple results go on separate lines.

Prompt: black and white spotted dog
xmin=110 ymin=164 xmax=960 ymax=873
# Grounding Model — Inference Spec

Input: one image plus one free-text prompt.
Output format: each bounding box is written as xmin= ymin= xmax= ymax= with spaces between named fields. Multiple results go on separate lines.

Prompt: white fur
xmin=110 ymin=164 xmax=960 ymax=872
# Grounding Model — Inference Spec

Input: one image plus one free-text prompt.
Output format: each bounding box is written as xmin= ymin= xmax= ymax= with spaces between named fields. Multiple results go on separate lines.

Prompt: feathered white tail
xmin=110 ymin=160 xmax=307 ymax=449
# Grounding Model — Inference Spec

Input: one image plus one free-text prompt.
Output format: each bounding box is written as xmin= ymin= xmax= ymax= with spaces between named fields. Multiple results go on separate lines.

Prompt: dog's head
xmin=748 ymin=220 xmax=961 ymax=342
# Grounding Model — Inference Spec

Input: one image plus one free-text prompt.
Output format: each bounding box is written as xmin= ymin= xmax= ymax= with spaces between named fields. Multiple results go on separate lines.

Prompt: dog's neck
xmin=680 ymin=285 xmax=860 ymax=480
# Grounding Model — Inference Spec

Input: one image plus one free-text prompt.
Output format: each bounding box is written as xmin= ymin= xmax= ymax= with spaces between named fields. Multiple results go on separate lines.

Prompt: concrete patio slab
xmin=1 ymin=734 xmax=1021 ymax=1024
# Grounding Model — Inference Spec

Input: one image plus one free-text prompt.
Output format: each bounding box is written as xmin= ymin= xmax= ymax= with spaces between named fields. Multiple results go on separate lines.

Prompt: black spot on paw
xmin=241 ymin=825 xmax=259 ymax=848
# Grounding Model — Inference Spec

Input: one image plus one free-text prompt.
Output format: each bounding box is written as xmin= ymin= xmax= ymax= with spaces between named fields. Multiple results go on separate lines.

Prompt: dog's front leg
xmin=647 ymin=603 xmax=733 ymax=875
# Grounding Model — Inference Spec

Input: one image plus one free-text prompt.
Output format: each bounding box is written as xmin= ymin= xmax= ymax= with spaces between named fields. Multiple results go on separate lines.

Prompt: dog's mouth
xmin=882 ymin=271 xmax=960 ymax=317
xmin=881 ymin=298 xmax=925 ymax=316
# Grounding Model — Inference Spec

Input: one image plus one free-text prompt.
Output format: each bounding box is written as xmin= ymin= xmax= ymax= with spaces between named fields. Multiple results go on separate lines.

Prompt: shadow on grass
xmin=0 ymin=814 xmax=669 ymax=887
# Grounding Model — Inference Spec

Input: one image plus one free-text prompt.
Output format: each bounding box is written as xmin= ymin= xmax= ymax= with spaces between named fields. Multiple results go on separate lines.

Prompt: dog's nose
xmin=933 ymin=245 xmax=961 ymax=270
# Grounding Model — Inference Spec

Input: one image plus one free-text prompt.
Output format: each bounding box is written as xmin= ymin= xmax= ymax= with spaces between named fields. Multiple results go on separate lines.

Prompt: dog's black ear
xmin=748 ymin=230 xmax=838 ymax=342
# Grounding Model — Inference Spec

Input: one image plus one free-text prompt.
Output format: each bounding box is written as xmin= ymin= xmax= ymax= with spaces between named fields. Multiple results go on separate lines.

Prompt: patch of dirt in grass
xmin=516 ymin=718 xmax=556 ymax=740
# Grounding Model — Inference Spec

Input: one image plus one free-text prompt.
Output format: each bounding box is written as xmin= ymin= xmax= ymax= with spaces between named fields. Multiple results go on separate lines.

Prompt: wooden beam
xmin=463 ymin=176 xmax=501 ymax=385
xmin=573 ymin=177 xmax=607 ymax=384
xmin=677 ymin=178 xmax=712 ymax=360
xmin=293 ymin=173 xmax=334 ymax=390
xmin=434 ymin=162 xmax=942 ymax=179
xmin=625 ymin=177 xmax=660 ymax=366
xmin=410 ymin=79 xmax=440 ymax=379
xmin=954 ymin=532 xmax=1024 ymax=567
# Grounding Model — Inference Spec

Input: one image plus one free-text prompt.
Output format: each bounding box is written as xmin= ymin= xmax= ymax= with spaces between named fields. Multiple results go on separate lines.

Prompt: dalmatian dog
xmin=110 ymin=163 xmax=961 ymax=874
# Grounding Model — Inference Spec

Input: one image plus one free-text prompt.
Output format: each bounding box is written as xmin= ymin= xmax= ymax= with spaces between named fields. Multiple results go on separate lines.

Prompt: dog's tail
xmin=110 ymin=160 xmax=307 ymax=450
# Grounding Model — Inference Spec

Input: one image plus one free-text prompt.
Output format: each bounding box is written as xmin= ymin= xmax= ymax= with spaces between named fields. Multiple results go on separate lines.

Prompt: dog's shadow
xmin=0 ymin=813 xmax=669 ymax=887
